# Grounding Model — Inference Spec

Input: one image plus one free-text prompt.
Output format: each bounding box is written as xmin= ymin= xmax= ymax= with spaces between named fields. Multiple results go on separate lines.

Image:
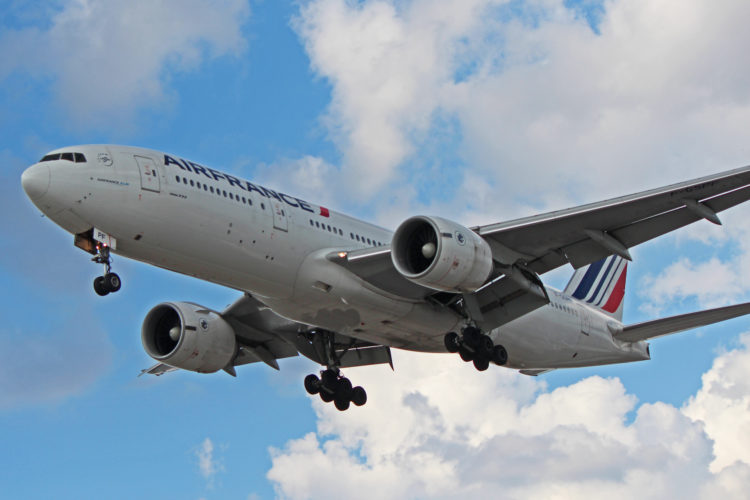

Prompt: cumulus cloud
xmin=196 ymin=437 xmax=222 ymax=487
xmin=267 ymin=335 xmax=750 ymax=499
xmin=0 ymin=0 xmax=250 ymax=127
xmin=292 ymin=0 xmax=750 ymax=221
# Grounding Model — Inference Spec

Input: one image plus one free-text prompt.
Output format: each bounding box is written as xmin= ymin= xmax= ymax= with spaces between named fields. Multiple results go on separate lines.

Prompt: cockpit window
xmin=39 ymin=152 xmax=87 ymax=163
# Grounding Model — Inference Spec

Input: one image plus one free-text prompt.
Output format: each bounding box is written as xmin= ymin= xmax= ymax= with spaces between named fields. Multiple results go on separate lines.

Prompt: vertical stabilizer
xmin=564 ymin=255 xmax=628 ymax=321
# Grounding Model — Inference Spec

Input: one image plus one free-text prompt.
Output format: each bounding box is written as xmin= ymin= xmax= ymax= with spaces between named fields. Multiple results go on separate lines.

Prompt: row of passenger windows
xmin=551 ymin=301 xmax=577 ymax=315
xmin=309 ymin=219 xmax=384 ymax=246
xmin=175 ymin=175 xmax=266 ymax=210
xmin=40 ymin=152 xmax=87 ymax=163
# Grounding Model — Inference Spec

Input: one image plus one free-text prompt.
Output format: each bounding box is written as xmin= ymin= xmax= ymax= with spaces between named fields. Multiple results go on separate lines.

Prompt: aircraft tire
xmin=473 ymin=356 xmax=490 ymax=371
xmin=334 ymin=397 xmax=351 ymax=411
xmin=479 ymin=335 xmax=494 ymax=359
xmin=492 ymin=345 xmax=508 ymax=366
xmin=104 ymin=272 xmax=121 ymax=292
xmin=444 ymin=332 xmax=460 ymax=353
xmin=304 ymin=374 xmax=320 ymax=395
xmin=335 ymin=377 xmax=353 ymax=401
xmin=320 ymin=389 xmax=335 ymax=403
xmin=459 ymin=346 xmax=473 ymax=362
xmin=462 ymin=326 xmax=481 ymax=349
xmin=93 ymin=276 xmax=109 ymax=296
xmin=351 ymin=386 xmax=367 ymax=406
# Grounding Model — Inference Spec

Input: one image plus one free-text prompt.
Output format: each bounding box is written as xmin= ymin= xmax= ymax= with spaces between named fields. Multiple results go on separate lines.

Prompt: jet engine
xmin=142 ymin=302 xmax=237 ymax=373
xmin=391 ymin=216 xmax=493 ymax=292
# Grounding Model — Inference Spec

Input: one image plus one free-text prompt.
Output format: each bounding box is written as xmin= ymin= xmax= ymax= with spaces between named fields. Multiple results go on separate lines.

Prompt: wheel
xmin=458 ymin=346 xmax=473 ymax=362
xmin=335 ymin=377 xmax=353 ymax=401
xmin=473 ymin=356 xmax=490 ymax=371
xmin=444 ymin=332 xmax=460 ymax=353
xmin=479 ymin=335 xmax=494 ymax=359
xmin=304 ymin=374 xmax=320 ymax=395
xmin=93 ymin=276 xmax=109 ymax=296
xmin=492 ymin=345 xmax=508 ymax=366
xmin=321 ymin=369 xmax=337 ymax=390
xmin=104 ymin=272 xmax=121 ymax=292
xmin=334 ymin=397 xmax=351 ymax=411
xmin=462 ymin=326 xmax=481 ymax=349
xmin=320 ymin=389 xmax=335 ymax=403
xmin=351 ymin=386 xmax=367 ymax=406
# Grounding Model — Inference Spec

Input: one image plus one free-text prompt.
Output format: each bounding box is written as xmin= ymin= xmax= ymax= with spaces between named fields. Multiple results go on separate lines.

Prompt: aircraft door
xmin=272 ymin=201 xmax=288 ymax=232
xmin=134 ymin=155 xmax=161 ymax=193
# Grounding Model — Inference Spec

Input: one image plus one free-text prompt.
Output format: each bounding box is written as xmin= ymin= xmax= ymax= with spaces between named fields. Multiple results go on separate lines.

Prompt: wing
xmin=329 ymin=166 xmax=750 ymax=333
xmin=476 ymin=165 xmax=750 ymax=274
xmin=615 ymin=302 xmax=750 ymax=343
xmin=141 ymin=293 xmax=394 ymax=376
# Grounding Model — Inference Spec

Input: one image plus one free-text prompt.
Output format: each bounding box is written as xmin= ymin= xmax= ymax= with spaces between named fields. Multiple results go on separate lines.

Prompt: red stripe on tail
xmin=602 ymin=266 xmax=627 ymax=313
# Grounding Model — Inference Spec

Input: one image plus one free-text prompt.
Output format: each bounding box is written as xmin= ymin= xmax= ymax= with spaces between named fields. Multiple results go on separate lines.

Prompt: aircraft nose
xmin=21 ymin=163 xmax=51 ymax=201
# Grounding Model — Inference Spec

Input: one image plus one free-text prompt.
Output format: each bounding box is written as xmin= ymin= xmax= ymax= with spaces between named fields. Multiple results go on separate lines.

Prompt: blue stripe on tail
xmin=571 ymin=258 xmax=606 ymax=299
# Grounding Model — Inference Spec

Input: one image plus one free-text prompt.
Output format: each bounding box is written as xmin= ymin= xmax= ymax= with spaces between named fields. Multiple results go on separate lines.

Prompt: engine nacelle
xmin=142 ymin=302 xmax=237 ymax=374
xmin=391 ymin=216 xmax=493 ymax=292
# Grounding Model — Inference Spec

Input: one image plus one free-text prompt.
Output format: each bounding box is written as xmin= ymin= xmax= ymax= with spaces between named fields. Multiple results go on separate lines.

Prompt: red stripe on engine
xmin=602 ymin=266 xmax=627 ymax=313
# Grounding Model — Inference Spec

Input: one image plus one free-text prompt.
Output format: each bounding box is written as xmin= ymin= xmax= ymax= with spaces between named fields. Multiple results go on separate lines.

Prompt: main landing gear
xmin=92 ymin=244 xmax=121 ymax=296
xmin=304 ymin=369 xmax=367 ymax=411
xmin=444 ymin=326 xmax=508 ymax=371
xmin=302 ymin=329 xmax=367 ymax=411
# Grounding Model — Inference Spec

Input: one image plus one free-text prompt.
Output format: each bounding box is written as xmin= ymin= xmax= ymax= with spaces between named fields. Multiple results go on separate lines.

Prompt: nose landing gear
xmin=92 ymin=244 xmax=121 ymax=296
xmin=444 ymin=326 xmax=508 ymax=371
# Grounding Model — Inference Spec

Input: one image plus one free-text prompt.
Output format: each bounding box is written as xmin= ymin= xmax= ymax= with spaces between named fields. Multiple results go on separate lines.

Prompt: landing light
xmin=338 ymin=251 xmax=348 ymax=259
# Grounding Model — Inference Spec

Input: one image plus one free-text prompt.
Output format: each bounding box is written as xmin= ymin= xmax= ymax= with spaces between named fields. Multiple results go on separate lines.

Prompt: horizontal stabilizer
xmin=616 ymin=302 xmax=750 ymax=342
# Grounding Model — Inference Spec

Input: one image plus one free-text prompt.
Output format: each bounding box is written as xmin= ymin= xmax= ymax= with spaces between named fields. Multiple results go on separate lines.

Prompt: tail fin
xmin=564 ymin=255 xmax=628 ymax=321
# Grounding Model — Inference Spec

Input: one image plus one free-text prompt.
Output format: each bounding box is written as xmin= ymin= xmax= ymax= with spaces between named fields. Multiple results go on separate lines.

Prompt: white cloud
xmin=196 ymin=437 xmax=222 ymax=487
xmin=267 ymin=335 xmax=750 ymax=499
xmin=292 ymin=0 xmax=750 ymax=221
xmin=0 ymin=0 xmax=250 ymax=127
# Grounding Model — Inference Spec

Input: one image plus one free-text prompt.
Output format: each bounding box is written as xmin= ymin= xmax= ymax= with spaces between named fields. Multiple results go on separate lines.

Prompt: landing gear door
xmin=134 ymin=155 xmax=161 ymax=193
xmin=272 ymin=201 xmax=288 ymax=232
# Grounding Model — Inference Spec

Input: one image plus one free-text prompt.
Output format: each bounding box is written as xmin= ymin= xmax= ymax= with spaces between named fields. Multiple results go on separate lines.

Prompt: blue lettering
xmin=279 ymin=193 xmax=299 ymax=207
xmin=245 ymin=181 xmax=266 ymax=197
xmin=207 ymin=168 xmax=225 ymax=181
xmin=226 ymin=174 xmax=246 ymax=190
xmin=189 ymin=162 xmax=213 ymax=180
xmin=179 ymin=158 xmax=194 ymax=172
xmin=261 ymin=187 xmax=282 ymax=202
xmin=297 ymin=199 xmax=314 ymax=213
xmin=164 ymin=155 xmax=188 ymax=170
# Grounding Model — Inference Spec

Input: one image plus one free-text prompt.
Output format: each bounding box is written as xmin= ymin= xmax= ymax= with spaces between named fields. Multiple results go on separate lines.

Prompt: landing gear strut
xmin=303 ymin=330 xmax=368 ymax=411
xmin=92 ymin=244 xmax=121 ymax=296
xmin=444 ymin=326 xmax=507 ymax=371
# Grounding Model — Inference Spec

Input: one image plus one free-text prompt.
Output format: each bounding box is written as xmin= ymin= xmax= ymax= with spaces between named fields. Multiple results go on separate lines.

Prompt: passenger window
xmin=175 ymin=176 xmax=180 ymax=182
xmin=190 ymin=180 xmax=194 ymax=187
xmin=183 ymin=178 xmax=188 ymax=185
xmin=315 ymin=221 xmax=320 ymax=228
xmin=210 ymin=186 xmax=214 ymax=193
xmin=229 ymin=193 xmax=233 ymax=200
xmin=223 ymin=190 xmax=227 ymax=197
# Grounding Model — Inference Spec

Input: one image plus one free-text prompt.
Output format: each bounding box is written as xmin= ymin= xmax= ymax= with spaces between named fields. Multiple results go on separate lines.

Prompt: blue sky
xmin=3 ymin=1 xmax=750 ymax=498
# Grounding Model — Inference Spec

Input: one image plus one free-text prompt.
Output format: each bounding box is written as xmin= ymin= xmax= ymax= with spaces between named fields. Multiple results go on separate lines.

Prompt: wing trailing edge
xmin=616 ymin=302 xmax=750 ymax=342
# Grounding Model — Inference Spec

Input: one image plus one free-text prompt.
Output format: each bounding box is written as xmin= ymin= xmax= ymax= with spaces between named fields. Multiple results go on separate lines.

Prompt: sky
xmin=2 ymin=0 xmax=750 ymax=498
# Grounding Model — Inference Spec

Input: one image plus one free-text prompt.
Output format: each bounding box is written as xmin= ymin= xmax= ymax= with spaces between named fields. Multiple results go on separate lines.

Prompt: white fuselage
xmin=22 ymin=145 xmax=650 ymax=370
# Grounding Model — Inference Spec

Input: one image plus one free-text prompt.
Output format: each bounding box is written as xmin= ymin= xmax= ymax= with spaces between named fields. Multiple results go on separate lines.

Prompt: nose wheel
xmin=444 ymin=326 xmax=508 ymax=371
xmin=92 ymin=244 xmax=121 ymax=296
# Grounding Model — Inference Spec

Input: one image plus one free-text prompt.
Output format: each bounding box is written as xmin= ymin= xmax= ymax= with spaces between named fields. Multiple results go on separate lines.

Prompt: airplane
xmin=21 ymin=145 xmax=750 ymax=411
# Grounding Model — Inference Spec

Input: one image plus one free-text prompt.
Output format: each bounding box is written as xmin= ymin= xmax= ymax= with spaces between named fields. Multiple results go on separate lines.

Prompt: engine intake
xmin=142 ymin=302 xmax=237 ymax=373
xmin=391 ymin=216 xmax=493 ymax=292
